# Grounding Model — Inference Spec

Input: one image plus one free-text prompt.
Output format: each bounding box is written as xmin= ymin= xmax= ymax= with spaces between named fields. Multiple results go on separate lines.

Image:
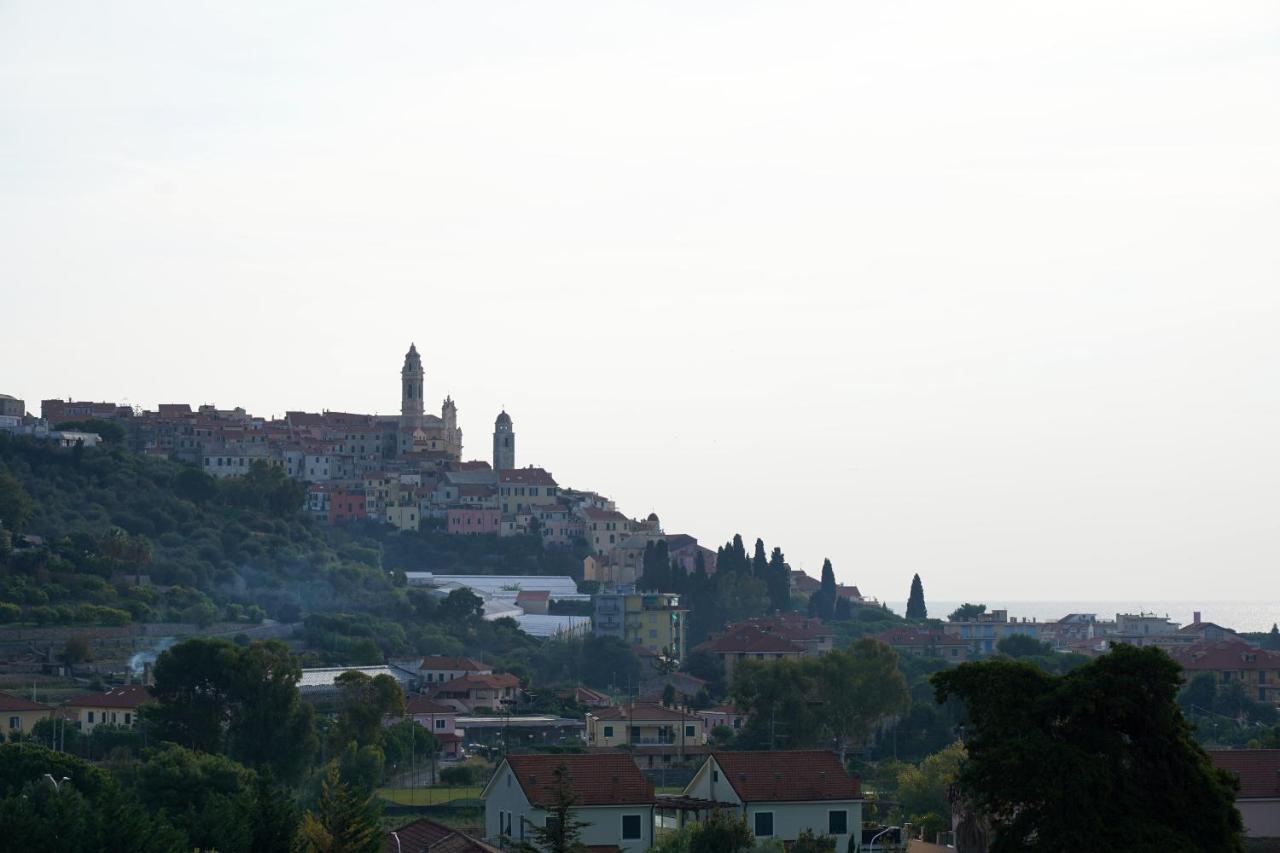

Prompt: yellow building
xmin=586 ymin=704 xmax=706 ymax=748
xmin=1 ymin=691 xmax=52 ymax=736
xmin=581 ymin=508 xmax=635 ymax=554
xmin=593 ymin=592 xmax=687 ymax=662
xmin=385 ymin=503 xmax=420 ymax=532
xmin=498 ymin=467 xmax=559 ymax=514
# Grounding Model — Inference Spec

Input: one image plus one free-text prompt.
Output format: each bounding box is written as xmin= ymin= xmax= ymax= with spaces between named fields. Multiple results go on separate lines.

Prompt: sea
xmin=891 ymin=601 xmax=1280 ymax=634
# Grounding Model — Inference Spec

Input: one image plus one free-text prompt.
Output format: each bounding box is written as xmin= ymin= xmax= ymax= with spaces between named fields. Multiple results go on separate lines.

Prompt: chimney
xmin=1194 ymin=611 xmax=1201 ymax=625
xmin=143 ymin=661 xmax=154 ymax=686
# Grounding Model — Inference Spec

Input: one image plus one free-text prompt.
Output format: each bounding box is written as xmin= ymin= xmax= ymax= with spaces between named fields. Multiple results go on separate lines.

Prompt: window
xmin=124 ymin=713 xmax=131 ymax=725
xmin=828 ymin=809 xmax=848 ymax=835
xmin=435 ymin=719 xmax=446 ymax=729
xmin=603 ymin=725 xmax=614 ymax=738
xmin=87 ymin=711 xmax=95 ymax=723
xmin=545 ymin=816 xmax=561 ymax=832
xmin=684 ymin=725 xmax=696 ymax=738
xmin=754 ymin=812 xmax=774 ymax=837
xmin=712 ymin=769 xmax=719 ymax=782
xmin=8 ymin=717 xmax=19 ymax=730
xmin=622 ymin=814 xmax=643 ymax=841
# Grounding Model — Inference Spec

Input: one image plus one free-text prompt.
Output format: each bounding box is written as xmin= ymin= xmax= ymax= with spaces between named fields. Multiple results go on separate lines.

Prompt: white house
xmin=1210 ymin=750 xmax=1280 ymax=839
xmin=482 ymin=753 xmax=656 ymax=852
xmin=683 ymin=750 xmax=862 ymax=846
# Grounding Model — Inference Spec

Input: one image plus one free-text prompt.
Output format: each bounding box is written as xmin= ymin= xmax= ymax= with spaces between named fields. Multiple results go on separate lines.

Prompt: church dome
xmin=495 ymin=410 xmax=512 ymax=427
xmin=647 ymin=512 xmax=660 ymax=523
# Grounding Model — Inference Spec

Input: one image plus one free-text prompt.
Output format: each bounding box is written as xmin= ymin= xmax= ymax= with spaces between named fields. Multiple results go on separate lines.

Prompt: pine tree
xmin=906 ymin=573 xmax=928 ymax=619
xmin=731 ymin=534 xmax=748 ymax=574
xmin=513 ymin=763 xmax=589 ymax=853
xmin=817 ymin=558 xmax=837 ymax=620
xmin=294 ymin=763 xmax=382 ymax=853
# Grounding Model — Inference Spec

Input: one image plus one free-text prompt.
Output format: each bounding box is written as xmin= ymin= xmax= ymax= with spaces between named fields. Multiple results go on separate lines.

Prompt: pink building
xmin=447 ymin=506 xmax=502 ymax=535
xmin=400 ymin=695 xmax=464 ymax=759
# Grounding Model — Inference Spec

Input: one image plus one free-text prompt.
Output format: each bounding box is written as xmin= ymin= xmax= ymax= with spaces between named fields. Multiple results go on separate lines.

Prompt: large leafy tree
xmin=906 ymin=573 xmax=927 ymax=619
xmin=0 ymin=465 xmax=33 ymax=535
xmin=820 ymin=639 xmax=909 ymax=760
xmin=933 ymin=644 xmax=1244 ymax=852
xmin=148 ymin=636 xmax=241 ymax=752
xmin=330 ymin=670 xmax=407 ymax=751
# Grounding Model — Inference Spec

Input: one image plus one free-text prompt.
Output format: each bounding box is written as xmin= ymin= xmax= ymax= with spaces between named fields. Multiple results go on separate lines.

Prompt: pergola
xmin=654 ymin=795 xmax=738 ymax=833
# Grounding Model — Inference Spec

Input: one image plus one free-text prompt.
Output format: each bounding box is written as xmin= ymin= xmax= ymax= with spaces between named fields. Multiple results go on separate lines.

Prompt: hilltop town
xmin=2 ymin=355 xmax=1279 ymax=852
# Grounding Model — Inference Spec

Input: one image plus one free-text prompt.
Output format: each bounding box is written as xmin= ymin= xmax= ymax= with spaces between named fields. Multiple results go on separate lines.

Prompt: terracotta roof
xmin=700 ymin=629 xmax=807 ymax=655
xmin=64 ymin=684 xmax=153 ymax=710
xmin=431 ymin=672 xmax=519 ymax=692
xmin=875 ymin=628 xmax=966 ymax=647
xmin=712 ymin=750 xmax=861 ymax=802
xmin=516 ymin=590 xmax=550 ymax=601
xmin=504 ymin=753 xmax=655 ymax=806
xmin=580 ymin=507 xmax=629 ymax=522
xmin=385 ymin=817 xmax=500 ymax=853
xmin=590 ymin=704 xmax=701 ymax=723
xmin=458 ymin=460 xmax=493 ymax=471
xmin=1208 ymin=750 xmax=1280 ymax=799
xmin=498 ymin=467 xmax=557 ymax=486
xmin=0 ymin=691 xmax=52 ymax=712
xmin=405 ymin=695 xmax=456 ymax=715
xmin=665 ymin=534 xmax=698 ymax=552
xmin=1171 ymin=640 xmax=1280 ymax=672
xmin=419 ymin=656 xmax=490 ymax=672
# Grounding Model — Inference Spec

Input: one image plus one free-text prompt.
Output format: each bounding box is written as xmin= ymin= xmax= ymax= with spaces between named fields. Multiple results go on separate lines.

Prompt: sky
xmin=3 ymin=2 xmax=1278 ymax=605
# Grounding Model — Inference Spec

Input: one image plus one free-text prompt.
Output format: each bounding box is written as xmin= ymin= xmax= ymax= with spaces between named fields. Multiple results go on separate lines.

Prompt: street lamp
xmin=866 ymin=825 xmax=900 ymax=852
xmin=390 ymin=830 xmax=402 ymax=853
xmin=43 ymin=774 xmax=70 ymax=792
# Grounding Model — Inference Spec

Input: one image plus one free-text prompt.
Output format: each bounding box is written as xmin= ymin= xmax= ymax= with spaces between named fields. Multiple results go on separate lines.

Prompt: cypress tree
xmin=817 ymin=558 xmax=837 ymax=621
xmin=767 ymin=547 xmax=790 ymax=612
xmin=906 ymin=573 xmax=928 ymax=619
xmin=752 ymin=538 xmax=769 ymax=582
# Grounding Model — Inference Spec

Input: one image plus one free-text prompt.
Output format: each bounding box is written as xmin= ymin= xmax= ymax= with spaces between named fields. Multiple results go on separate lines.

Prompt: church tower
xmin=400 ymin=344 xmax=424 ymax=427
xmin=493 ymin=410 xmax=515 ymax=471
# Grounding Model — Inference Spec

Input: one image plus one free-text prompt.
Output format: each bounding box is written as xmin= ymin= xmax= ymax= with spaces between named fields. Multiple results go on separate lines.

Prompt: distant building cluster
xmin=6 ymin=345 xmax=703 ymax=558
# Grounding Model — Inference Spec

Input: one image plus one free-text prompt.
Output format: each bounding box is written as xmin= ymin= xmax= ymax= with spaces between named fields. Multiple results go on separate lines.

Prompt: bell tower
xmin=401 ymin=343 xmax=424 ymax=427
xmin=493 ymin=410 xmax=515 ymax=471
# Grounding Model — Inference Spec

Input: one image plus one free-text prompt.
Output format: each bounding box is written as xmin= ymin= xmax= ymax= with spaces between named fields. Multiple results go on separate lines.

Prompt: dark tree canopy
xmin=933 ymin=644 xmax=1244 ymax=853
xmin=906 ymin=573 xmax=927 ymax=619
xmin=948 ymin=603 xmax=986 ymax=622
xmin=994 ymin=633 xmax=1053 ymax=658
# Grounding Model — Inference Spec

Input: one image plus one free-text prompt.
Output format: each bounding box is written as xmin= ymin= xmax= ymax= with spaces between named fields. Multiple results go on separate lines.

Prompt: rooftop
xmin=711 ymin=750 xmax=861 ymax=802
xmin=502 ymin=753 xmax=655 ymax=807
xmin=1208 ymin=750 xmax=1280 ymax=799
xmin=64 ymin=684 xmax=153 ymax=709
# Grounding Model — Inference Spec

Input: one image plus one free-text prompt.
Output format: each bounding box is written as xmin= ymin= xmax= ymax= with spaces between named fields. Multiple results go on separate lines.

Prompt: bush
xmin=438 ymin=765 xmax=475 ymax=786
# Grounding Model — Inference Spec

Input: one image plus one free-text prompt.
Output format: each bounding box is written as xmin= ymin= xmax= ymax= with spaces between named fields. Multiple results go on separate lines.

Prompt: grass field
xmin=378 ymin=786 xmax=485 ymax=804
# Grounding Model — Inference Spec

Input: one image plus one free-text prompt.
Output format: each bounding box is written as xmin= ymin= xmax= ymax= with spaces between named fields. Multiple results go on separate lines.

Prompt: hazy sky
xmin=3 ymin=2 xmax=1278 ymax=605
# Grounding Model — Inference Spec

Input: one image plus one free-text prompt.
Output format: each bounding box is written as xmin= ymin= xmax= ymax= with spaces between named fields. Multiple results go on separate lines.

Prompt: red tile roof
xmin=700 ymin=629 xmax=807 ymax=655
xmin=458 ymin=460 xmax=493 ymax=471
xmin=385 ymin=817 xmax=500 ymax=853
xmin=431 ymin=672 xmax=519 ymax=692
xmin=516 ymin=590 xmax=550 ymax=601
xmin=1170 ymin=640 xmax=1280 ymax=672
xmin=504 ymin=753 xmax=655 ymax=806
xmin=580 ymin=507 xmax=630 ymax=522
xmin=589 ymin=704 xmax=701 ymax=722
xmin=405 ymin=695 xmax=457 ymax=715
xmin=498 ymin=467 xmax=557 ymax=486
xmin=419 ymin=656 xmax=490 ymax=672
xmin=1208 ymin=750 xmax=1280 ymax=799
xmin=64 ymin=684 xmax=153 ymax=710
xmin=0 ymin=691 xmax=52 ymax=712
xmin=712 ymin=750 xmax=861 ymax=802
xmin=875 ymin=628 xmax=967 ymax=648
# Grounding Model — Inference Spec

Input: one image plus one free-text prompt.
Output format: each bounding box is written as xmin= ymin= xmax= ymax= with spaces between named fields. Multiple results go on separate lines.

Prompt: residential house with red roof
xmin=385 ymin=817 xmax=501 ymax=853
xmin=684 ymin=750 xmax=862 ymax=847
xmin=579 ymin=507 xmax=634 ymax=554
xmin=400 ymin=695 xmax=464 ymax=760
xmin=417 ymin=656 xmax=492 ymax=686
xmin=64 ymin=684 xmax=152 ymax=732
xmin=585 ymin=704 xmax=707 ymax=750
xmin=482 ymin=753 xmax=656 ymax=852
xmin=498 ymin=467 xmax=559 ymax=514
xmin=1209 ymin=750 xmax=1280 ymax=838
xmin=0 ymin=691 xmax=52 ymax=736
xmin=428 ymin=672 xmax=520 ymax=714
xmin=515 ymin=589 xmax=550 ymax=615
xmin=696 ymin=702 xmax=747 ymax=736
xmin=1171 ymin=640 xmax=1280 ymax=707
xmin=698 ymin=614 xmax=833 ymax=679
xmin=875 ymin=628 xmax=973 ymax=662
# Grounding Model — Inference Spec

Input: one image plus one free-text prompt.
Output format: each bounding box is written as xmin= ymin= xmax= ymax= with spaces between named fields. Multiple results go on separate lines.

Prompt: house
xmin=558 ymin=686 xmax=614 ymax=709
xmin=875 ymin=628 xmax=972 ymax=662
xmin=0 ymin=691 xmax=52 ymax=736
xmin=580 ymin=507 xmax=634 ymax=554
xmin=63 ymin=684 xmax=152 ymax=731
xmin=418 ymin=656 xmax=492 ymax=686
xmin=942 ymin=609 xmax=1044 ymax=655
xmin=593 ymin=592 xmax=688 ymax=662
xmin=516 ymin=589 xmax=550 ymax=615
xmin=585 ymin=704 xmax=707 ymax=749
xmin=498 ymin=467 xmax=559 ymax=514
xmin=1209 ymin=750 xmax=1280 ymax=839
xmin=429 ymin=672 xmax=520 ymax=713
xmin=683 ymin=750 xmax=862 ymax=847
xmin=402 ymin=695 xmax=464 ymax=760
xmin=697 ymin=629 xmax=809 ymax=681
xmin=386 ymin=817 xmax=501 ymax=853
xmin=1171 ymin=640 xmax=1280 ymax=707
xmin=697 ymin=703 xmax=747 ymax=735
xmin=483 ymin=753 xmax=656 ymax=852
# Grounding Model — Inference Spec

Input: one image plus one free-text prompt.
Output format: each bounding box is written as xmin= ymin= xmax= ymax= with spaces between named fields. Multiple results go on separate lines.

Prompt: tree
xmin=833 ymin=596 xmax=852 ymax=621
xmin=896 ymin=741 xmax=966 ymax=841
xmin=819 ymin=639 xmax=909 ymax=761
xmin=130 ymin=743 xmax=257 ymax=853
xmin=1178 ymin=672 xmax=1218 ymax=717
xmin=688 ymin=809 xmax=755 ymax=853
xmin=330 ymin=671 xmax=406 ymax=752
xmin=947 ymin=603 xmax=986 ymax=622
xmin=0 ymin=466 xmax=33 ymax=535
xmin=53 ymin=418 xmax=126 ymax=444
xmin=511 ymin=762 xmax=589 ymax=853
xmin=994 ymin=634 xmax=1053 ymax=659
xmin=61 ymin=634 xmax=93 ymax=666
xmin=661 ymin=684 xmax=678 ymax=708
xmin=813 ymin=558 xmax=837 ymax=621
xmin=767 ymin=547 xmax=790 ymax=612
xmin=792 ymin=829 xmax=836 ymax=853
xmin=932 ymin=644 xmax=1244 ymax=852
xmin=439 ymin=588 xmax=485 ymax=624
xmin=1265 ymin=623 xmax=1280 ymax=651
xmin=174 ymin=466 xmax=217 ymax=504
xmin=147 ymin=636 xmax=240 ymax=752
xmin=751 ymin=539 xmax=769 ymax=583
xmin=295 ymin=762 xmax=382 ymax=853
xmin=906 ymin=574 xmax=927 ymax=619
xmin=228 ymin=640 xmax=317 ymax=784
